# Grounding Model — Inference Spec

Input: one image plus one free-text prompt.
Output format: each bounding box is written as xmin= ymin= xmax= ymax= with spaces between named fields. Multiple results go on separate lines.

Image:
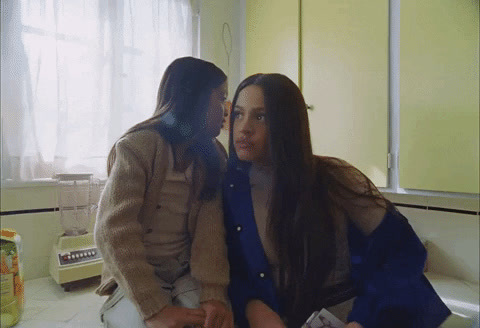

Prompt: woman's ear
xmin=222 ymin=101 xmax=232 ymax=131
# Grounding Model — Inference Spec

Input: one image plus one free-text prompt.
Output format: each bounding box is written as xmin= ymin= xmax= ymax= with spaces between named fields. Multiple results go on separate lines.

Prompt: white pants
xmin=100 ymin=273 xmax=201 ymax=328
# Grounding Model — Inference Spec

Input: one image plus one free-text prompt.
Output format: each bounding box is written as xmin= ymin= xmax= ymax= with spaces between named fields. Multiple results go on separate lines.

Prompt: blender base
xmin=49 ymin=232 xmax=103 ymax=291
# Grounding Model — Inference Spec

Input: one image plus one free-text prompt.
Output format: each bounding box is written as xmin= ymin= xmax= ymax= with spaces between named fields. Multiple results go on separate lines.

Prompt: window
xmin=1 ymin=0 xmax=194 ymax=181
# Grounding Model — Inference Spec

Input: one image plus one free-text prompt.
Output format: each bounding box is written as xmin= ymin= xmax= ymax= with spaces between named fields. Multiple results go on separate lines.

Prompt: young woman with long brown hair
xmin=223 ymin=73 xmax=450 ymax=328
xmin=95 ymin=57 xmax=233 ymax=328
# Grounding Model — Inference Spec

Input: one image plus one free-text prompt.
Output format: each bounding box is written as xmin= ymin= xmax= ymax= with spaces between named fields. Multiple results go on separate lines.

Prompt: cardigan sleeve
xmin=94 ymin=134 xmax=171 ymax=320
xmin=189 ymin=188 xmax=230 ymax=305
xmin=347 ymin=210 xmax=451 ymax=328
xmin=189 ymin=138 xmax=230 ymax=304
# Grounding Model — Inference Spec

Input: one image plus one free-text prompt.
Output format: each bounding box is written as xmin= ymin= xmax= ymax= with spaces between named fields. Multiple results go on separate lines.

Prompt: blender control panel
xmin=58 ymin=247 xmax=102 ymax=266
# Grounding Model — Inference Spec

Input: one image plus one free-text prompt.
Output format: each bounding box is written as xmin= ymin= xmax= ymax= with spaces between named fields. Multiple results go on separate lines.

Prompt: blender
xmin=49 ymin=173 xmax=103 ymax=291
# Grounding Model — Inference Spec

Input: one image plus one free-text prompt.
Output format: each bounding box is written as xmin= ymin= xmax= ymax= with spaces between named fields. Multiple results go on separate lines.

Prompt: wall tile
xmin=400 ymin=207 xmax=479 ymax=284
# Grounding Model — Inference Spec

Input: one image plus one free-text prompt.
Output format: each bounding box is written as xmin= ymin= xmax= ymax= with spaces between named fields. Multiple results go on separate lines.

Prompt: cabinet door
xmin=400 ymin=0 xmax=479 ymax=194
xmin=246 ymin=0 xmax=299 ymax=85
xmin=302 ymin=0 xmax=389 ymax=187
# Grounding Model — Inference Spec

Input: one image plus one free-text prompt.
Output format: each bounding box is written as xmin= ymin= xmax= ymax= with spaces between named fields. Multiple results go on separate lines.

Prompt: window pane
xmin=2 ymin=0 xmax=193 ymax=180
xmin=400 ymin=0 xmax=479 ymax=193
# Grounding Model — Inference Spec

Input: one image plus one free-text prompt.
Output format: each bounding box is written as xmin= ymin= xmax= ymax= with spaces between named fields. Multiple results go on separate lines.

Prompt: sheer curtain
xmin=1 ymin=0 xmax=193 ymax=181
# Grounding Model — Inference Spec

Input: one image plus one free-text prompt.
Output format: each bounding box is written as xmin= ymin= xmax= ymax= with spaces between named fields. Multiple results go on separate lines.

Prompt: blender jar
xmin=55 ymin=173 xmax=94 ymax=236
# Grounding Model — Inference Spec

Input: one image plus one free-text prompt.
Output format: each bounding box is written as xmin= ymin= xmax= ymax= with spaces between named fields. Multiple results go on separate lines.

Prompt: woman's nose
xmin=239 ymin=118 xmax=253 ymax=134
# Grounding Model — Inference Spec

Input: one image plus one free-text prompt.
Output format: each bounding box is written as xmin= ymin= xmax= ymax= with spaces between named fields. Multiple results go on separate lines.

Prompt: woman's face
xmin=205 ymin=81 xmax=228 ymax=138
xmin=233 ymin=85 xmax=270 ymax=165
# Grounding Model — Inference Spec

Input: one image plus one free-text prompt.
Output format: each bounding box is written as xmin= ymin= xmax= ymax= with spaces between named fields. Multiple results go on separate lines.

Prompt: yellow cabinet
xmin=246 ymin=0 xmax=299 ymax=85
xmin=302 ymin=0 xmax=389 ymax=187
xmin=245 ymin=0 xmax=479 ymax=192
xmin=246 ymin=0 xmax=388 ymax=187
xmin=400 ymin=0 xmax=479 ymax=194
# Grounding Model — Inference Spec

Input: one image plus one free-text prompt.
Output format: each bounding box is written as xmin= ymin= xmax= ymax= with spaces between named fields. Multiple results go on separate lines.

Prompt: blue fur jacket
xmin=223 ymin=162 xmax=451 ymax=328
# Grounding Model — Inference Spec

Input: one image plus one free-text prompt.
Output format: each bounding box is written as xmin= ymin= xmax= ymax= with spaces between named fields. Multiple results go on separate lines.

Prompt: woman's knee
xmin=172 ymin=274 xmax=201 ymax=308
xmin=101 ymin=288 xmax=147 ymax=328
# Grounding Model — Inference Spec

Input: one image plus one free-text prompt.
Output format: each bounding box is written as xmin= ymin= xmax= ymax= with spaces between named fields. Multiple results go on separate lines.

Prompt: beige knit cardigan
xmin=94 ymin=129 xmax=229 ymax=320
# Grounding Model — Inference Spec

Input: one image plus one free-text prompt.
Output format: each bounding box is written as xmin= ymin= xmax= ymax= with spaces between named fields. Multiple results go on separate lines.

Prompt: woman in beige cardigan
xmin=94 ymin=57 xmax=233 ymax=328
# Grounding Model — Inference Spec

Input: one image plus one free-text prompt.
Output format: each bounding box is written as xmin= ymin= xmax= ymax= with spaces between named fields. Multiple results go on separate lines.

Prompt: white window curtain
xmin=1 ymin=0 xmax=193 ymax=181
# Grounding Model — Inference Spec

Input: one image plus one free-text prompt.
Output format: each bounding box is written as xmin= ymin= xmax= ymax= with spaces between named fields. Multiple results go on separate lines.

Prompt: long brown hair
xmin=107 ymin=57 xmax=227 ymax=200
xmin=229 ymin=74 xmax=390 ymax=326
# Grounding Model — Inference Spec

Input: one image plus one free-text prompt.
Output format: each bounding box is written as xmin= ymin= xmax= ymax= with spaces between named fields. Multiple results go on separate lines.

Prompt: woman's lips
xmin=235 ymin=140 xmax=253 ymax=150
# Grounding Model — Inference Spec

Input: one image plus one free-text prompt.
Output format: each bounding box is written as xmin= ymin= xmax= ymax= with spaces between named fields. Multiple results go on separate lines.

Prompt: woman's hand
xmin=345 ymin=322 xmax=364 ymax=328
xmin=145 ymin=305 xmax=206 ymax=328
xmin=246 ymin=300 xmax=286 ymax=328
xmin=201 ymin=300 xmax=234 ymax=328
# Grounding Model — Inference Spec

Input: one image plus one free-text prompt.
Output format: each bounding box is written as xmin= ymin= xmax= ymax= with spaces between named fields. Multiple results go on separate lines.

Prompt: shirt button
xmin=236 ymin=225 xmax=242 ymax=232
xmin=229 ymin=184 xmax=234 ymax=188
xmin=259 ymin=272 xmax=265 ymax=278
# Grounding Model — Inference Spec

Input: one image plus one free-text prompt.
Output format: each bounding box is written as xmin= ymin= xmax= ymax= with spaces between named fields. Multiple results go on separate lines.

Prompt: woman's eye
xmin=233 ymin=111 xmax=243 ymax=119
xmin=256 ymin=114 xmax=265 ymax=121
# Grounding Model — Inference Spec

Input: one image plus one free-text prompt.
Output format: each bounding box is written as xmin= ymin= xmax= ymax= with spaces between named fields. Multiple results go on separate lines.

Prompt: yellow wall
xmin=199 ymin=0 xmax=242 ymax=148
xmin=199 ymin=0 xmax=241 ymax=97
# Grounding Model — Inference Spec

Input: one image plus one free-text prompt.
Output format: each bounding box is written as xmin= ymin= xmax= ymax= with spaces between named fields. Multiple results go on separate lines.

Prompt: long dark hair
xmin=107 ymin=57 xmax=227 ymax=200
xmin=229 ymin=74 xmax=390 ymax=326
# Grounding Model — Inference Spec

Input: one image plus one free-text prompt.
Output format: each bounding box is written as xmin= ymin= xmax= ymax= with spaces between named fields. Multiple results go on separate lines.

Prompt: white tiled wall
xmin=399 ymin=207 xmax=479 ymax=284
xmin=1 ymin=185 xmax=99 ymax=281
xmin=2 ymin=183 xmax=479 ymax=284
xmin=1 ymin=212 xmax=63 ymax=280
